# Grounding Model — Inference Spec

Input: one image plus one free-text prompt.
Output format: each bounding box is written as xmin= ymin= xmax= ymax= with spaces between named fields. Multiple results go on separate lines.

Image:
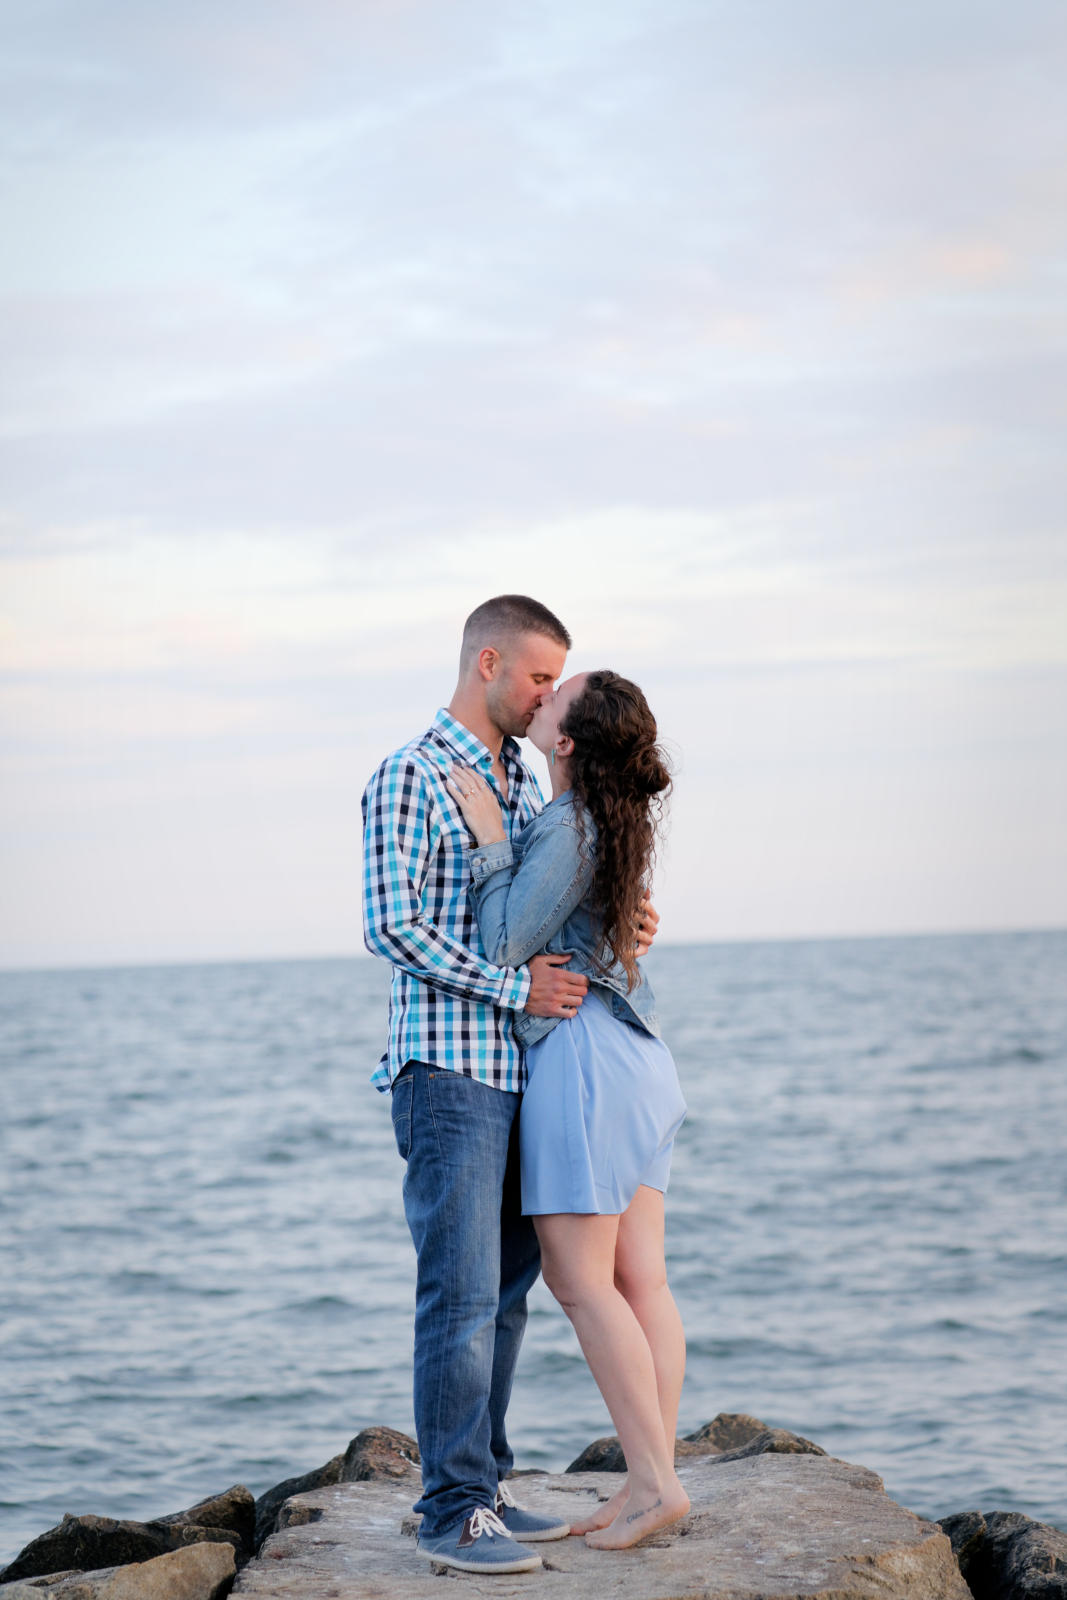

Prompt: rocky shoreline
xmin=2 ymin=1416 xmax=1064 ymax=1600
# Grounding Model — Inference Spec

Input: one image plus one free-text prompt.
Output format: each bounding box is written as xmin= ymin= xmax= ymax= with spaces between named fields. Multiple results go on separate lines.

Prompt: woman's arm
xmin=362 ymin=753 xmax=531 ymax=1008
xmin=445 ymin=766 xmax=594 ymax=967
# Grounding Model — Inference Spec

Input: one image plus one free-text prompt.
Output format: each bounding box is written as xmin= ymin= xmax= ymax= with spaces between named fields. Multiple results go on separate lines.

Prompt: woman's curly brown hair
xmin=560 ymin=670 xmax=672 ymax=991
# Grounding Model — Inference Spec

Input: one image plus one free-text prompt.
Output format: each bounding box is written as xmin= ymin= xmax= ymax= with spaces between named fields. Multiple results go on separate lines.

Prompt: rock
xmin=714 ymin=1426 xmax=827 ymax=1463
xmin=565 ymin=1430 xmax=722 ymax=1473
xmin=565 ymin=1434 xmax=627 ymax=1472
xmin=0 ymin=1581 xmax=105 ymax=1598
xmin=565 ymin=1414 xmax=823 ymax=1473
xmin=683 ymin=1411 xmax=776 ymax=1452
xmin=233 ymin=1449 xmax=972 ymax=1600
xmin=0 ymin=1580 xmax=86 ymax=1593
xmin=340 ymin=1427 xmax=420 ymax=1483
xmin=0 ymin=1515 xmax=230 ymax=1586
xmin=156 ymin=1486 xmax=255 ymax=1563
xmin=253 ymin=1429 xmax=421 ymax=1552
xmin=942 ymin=1510 xmax=987 ymax=1561
xmin=0 ymin=1514 xmax=241 ymax=1586
xmin=1 ymin=1518 xmax=169 ymax=1584
xmin=941 ymin=1509 xmax=1067 ymax=1600
xmin=273 ymin=1506 xmax=323 ymax=1534
xmin=0 ymin=1543 xmax=234 ymax=1600
xmin=97 ymin=1543 xmax=235 ymax=1600
xmin=253 ymin=1457 xmax=346 ymax=1553
xmin=1 ymin=1490 xmax=253 ymax=1587
xmin=0 ymin=1582 xmax=85 ymax=1598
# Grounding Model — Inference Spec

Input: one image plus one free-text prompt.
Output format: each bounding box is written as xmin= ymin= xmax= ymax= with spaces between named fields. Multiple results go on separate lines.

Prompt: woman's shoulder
xmin=525 ymin=791 xmax=594 ymax=843
xmin=543 ymin=790 xmax=592 ymax=826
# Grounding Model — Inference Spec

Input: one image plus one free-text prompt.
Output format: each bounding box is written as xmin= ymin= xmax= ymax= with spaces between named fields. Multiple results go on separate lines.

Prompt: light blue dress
xmin=468 ymin=793 xmax=687 ymax=1215
xmin=520 ymin=987 xmax=686 ymax=1214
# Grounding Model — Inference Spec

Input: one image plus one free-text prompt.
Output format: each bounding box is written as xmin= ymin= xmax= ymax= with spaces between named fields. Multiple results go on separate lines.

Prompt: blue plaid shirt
xmin=361 ymin=708 xmax=544 ymax=1093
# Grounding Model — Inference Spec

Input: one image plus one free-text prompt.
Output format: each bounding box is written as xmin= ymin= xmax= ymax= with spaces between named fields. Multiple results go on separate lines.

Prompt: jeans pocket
xmin=391 ymin=1072 xmax=414 ymax=1161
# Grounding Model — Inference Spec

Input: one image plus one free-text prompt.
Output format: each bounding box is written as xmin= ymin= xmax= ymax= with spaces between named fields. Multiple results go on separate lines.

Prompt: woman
xmin=444 ymin=669 xmax=689 ymax=1550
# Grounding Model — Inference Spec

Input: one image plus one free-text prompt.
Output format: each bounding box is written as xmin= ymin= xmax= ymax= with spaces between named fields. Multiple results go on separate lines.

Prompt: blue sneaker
xmin=495 ymin=1480 xmax=571 ymax=1541
xmin=417 ymin=1506 xmax=543 ymax=1573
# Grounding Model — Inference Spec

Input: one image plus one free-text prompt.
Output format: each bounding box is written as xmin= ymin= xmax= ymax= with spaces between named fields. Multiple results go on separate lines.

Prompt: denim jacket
xmin=467 ymin=790 xmax=661 ymax=1048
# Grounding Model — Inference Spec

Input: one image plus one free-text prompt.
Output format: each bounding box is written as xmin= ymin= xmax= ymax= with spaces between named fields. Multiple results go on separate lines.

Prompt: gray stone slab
xmin=233 ymin=1452 xmax=971 ymax=1600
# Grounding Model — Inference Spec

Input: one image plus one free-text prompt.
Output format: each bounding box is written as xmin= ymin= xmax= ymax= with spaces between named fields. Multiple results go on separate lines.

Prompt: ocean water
xmin=1 ymin=931 xmax=1065 ymax=1565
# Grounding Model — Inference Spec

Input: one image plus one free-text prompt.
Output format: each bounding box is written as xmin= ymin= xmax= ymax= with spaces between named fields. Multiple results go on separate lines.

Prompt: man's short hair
xmin=460 ymin=595 xmax=571 ymax=665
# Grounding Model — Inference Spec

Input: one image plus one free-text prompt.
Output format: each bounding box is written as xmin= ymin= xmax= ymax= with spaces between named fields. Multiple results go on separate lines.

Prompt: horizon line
xmin=1 ymin=921 xmax=1064 ymax=977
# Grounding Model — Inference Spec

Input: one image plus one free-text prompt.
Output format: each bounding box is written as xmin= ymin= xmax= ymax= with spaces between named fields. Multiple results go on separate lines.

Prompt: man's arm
xmin=361 ymin=754 xmax=530 ymax=1010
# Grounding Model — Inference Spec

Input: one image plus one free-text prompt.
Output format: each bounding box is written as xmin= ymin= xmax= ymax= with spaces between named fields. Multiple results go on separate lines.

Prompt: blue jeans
xmin=391 ymin=1063 xmax=541 ymax=1538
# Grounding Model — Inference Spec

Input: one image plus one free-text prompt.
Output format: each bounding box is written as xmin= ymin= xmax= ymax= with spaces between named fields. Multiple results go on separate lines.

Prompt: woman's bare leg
xmin=568 ymin=1184 xmax=686 ymax=1534
xmin=535 ymin=1209 xmax=689 ymax=1548
xmin=617 ymin=1185 xmax=687 ymax=1446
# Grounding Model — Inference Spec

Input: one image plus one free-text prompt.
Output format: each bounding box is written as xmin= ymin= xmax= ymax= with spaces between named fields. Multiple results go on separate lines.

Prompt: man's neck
xmin=446 ymin=691 xmax=505 ymax=760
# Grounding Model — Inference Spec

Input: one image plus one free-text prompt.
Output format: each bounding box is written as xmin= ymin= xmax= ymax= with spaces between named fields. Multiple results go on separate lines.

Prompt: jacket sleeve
xmin=467 ymin=815 xmax=594 ymax=968
xmin=361 ymin=753 xmax=531 ymax=1009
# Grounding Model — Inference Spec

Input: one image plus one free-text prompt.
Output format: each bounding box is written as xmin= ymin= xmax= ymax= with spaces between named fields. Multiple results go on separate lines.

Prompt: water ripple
xmin=1 ymin=933 xmax=1065 ymax=1562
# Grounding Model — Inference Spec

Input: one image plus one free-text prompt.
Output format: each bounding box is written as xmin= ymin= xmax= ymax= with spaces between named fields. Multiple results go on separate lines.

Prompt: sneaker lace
xmin=468 ymin=1506 xmax=513 ymax=1541
xmin=495 ymin=1482 xmax=518 ymax=1511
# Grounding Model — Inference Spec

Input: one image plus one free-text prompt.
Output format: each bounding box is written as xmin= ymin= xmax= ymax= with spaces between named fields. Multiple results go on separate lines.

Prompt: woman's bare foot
xmin=569 ymin=1481 xmax=629 ymax=1535
xmin=584 ymin=1481 xmax=690 ymax=1549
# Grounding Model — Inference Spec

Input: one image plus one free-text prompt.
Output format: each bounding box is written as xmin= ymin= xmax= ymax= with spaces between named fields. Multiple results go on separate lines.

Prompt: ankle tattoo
xmin=625 ymin=1497 xmax=662 ymax=1524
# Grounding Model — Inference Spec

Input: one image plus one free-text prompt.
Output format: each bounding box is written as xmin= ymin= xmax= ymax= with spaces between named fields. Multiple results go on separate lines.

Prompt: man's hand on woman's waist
xmin=523 ymin=952 xmax=589 ymax=1018
xmin=634 ymin=896 xmax=659 ymax=958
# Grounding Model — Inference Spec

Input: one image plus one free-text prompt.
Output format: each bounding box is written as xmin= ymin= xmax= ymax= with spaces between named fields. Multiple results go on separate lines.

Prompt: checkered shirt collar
xmin=430 ymin=707 xmax=525 ymax=784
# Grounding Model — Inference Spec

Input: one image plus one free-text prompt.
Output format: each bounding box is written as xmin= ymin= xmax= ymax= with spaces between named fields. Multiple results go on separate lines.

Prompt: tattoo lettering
xmin=625 ymin=1497 xmax=663 ymax=1524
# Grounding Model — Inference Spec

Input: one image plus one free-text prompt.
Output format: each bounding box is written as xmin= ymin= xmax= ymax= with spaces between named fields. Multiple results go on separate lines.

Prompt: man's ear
xmin=478 ymin=646 xmax=500 ymax=681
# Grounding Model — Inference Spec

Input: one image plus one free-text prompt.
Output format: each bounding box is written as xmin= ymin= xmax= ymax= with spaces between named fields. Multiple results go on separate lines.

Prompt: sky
xmin=1 ymin=0 xmax=1065 ymax=969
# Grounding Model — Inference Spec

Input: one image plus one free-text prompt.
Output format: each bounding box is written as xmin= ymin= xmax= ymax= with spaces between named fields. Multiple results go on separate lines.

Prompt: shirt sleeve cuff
xmin=498 ymin=965 xmax=531 ymax=1011
xmin=469 ymin=840 xmax=515 ymax=883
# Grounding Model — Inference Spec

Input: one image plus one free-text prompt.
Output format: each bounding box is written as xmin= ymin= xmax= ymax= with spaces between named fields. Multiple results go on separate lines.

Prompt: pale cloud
xmin=5 ymin=510 xmax=1061 ymax=714
xmin=0 ymin=291 xmax=341 ymax=437
xmin=1 ymin=0 xmax=1064 ymax=964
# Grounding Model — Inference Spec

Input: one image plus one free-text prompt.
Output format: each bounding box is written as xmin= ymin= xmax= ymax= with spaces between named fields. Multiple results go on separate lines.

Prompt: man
xmin=361 ymin=595 xmax=590 ymax=1574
